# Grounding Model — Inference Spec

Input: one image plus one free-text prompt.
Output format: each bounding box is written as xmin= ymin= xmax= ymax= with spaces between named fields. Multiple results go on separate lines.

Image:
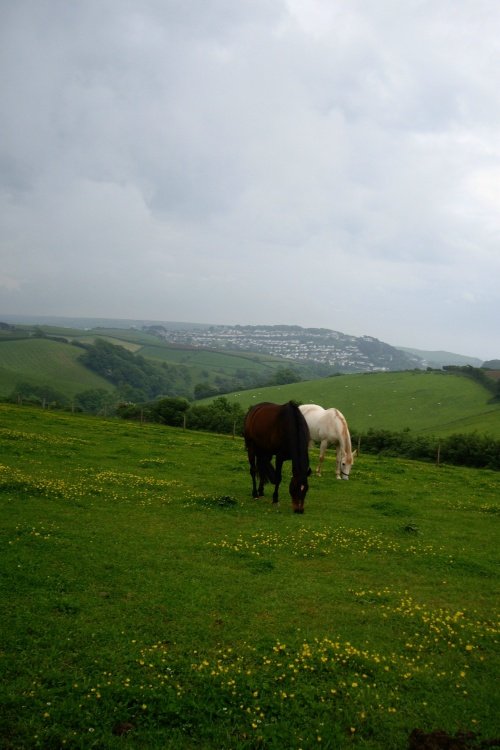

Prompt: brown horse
xmin=244 ymin=401 xmax=311 ymax=513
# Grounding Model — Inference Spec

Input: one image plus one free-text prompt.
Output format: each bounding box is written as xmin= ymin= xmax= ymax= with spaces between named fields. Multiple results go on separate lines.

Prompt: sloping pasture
xmin=0 ymin=404 xmax=498 ymax=749
xmin=213 ymin=370 xmax=500 ymax=438
xmin=0 ymin=339 xmax=113 ymax=399
xmin=140 ymin=343 xmax=278 ymax=373
xmin=0 ymin=327 xmax=313 ymax=401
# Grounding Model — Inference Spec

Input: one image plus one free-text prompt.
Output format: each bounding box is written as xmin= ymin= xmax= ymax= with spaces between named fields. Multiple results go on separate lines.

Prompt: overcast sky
xmin=1 ymin=1 xmax=499 ymax=360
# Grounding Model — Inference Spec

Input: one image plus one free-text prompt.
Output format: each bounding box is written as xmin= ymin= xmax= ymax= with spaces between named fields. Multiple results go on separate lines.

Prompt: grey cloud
xmin=0 ymin=1 xmax=499 ymax=359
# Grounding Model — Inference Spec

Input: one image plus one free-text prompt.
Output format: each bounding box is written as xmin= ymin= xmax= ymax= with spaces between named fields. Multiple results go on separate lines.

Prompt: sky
xmin=1 ymin=1 xmax=499 ymax=361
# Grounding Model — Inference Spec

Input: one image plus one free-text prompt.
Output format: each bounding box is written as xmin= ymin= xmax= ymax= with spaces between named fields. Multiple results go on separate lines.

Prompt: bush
xmin=440 ymin=432 xmax=500 ymax=470
xmin=187 ymin=397 xmax=245 ymax=435
xmin=357 ymin=428 xmax=500 ymax=470
xmin=74 ymin=389 xmax=115 ymax=415
xmin=9 ymin=381 xmax=68 ymax=409
xmin=150 ymin=397 xmax=190 ymax=427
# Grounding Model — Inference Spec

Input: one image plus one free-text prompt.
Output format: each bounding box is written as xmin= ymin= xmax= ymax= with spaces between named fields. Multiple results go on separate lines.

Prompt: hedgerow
xmin=355 ymin=428 xmax=500 ymax=471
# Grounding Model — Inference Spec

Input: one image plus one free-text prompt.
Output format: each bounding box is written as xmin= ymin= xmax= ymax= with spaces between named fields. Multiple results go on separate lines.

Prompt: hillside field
xmin=1 ymin=324 xmax=499 ymax=438
xmin=0 ymin=326 xmax=313 ymax=401
xmin=0 ymin=338 xmax=113 ymax=398
xmin=0 ymin=403 xmax=499 ymax=749
xmin=209 ymin=370 xmax=500 ymax=438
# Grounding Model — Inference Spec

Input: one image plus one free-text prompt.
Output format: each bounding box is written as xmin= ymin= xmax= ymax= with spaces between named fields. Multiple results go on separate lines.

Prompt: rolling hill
xmin=0 ymin=323 xmax=317 ymax=403
xmin=0 ymin=338 xmax=113 ymax=399
xmin=204 ymin=370 xmax=500 ymax=438
xmin=0 ymin=318 xmax=498 ymax=438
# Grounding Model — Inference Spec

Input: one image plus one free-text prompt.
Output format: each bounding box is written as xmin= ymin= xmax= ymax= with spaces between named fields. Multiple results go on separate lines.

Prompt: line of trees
xmin=116 ymin=396 xmax=500 ymax=472
xmin=79 ymin=339 xmax=305 ymax=402
xmin=4 ymin=384 xmax=500 ymax=471
xmin=79 ymin=339 xmax=192 ymax=401
xmin=117 ymin=396 xmax=246 ymax=436
xmin=351 ymin=428 xmax=500 ymax=471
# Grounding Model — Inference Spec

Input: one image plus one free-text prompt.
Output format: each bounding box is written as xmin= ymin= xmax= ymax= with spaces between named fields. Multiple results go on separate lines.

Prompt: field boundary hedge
xmin=119 ymin=397 xmax=500 ymax=472
xmin=353 ymin=428 xmax=500 ymax=471
xmin=3 ymin=395 xmax=499 ymax=471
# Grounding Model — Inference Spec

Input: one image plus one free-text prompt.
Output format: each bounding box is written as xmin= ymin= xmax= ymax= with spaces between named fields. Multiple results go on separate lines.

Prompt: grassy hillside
xmin=0 ymin=325 xmax=316 ymax=401
xmin=0 ymin=338 xmax=113 ymax=399
xmin=210 ymin=370 xmax=500 ymax=438
xmin=0 ymin=403 xmax=498 ymax=749
xmin=398 ymin=347 xmax=482 ymax=368
xmin=1 ymin=325 xmax=499 ymax=439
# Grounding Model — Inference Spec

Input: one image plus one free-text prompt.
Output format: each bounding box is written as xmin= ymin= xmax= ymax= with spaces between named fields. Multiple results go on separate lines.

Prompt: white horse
xmin=299 ymin=404 xmax=356 ymax=479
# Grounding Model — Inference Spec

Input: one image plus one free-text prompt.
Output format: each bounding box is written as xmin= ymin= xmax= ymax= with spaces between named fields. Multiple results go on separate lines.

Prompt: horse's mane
xmin=286 ymin=401 xmax=310 ymax=477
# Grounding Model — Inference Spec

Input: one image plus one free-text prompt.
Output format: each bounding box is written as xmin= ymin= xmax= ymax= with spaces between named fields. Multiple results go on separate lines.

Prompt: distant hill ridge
xmin=0 ymin=314 xmax=486 ymax=370
xmin=149 ymin=323 xmax=420 ymax=372
xmin=397 ymin=346 xmax=483 ymax=369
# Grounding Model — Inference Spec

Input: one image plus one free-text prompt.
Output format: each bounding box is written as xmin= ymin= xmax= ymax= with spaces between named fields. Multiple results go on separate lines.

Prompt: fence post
xmin=436 ymin=442 xmax=441 ymax=467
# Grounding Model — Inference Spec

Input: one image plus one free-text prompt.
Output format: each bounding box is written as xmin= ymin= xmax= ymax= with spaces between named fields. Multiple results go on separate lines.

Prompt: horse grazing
xmin=244 ymin=401 xmax=311 ymax=513
xmin=299 ymin=404 xmax=356 ymax=479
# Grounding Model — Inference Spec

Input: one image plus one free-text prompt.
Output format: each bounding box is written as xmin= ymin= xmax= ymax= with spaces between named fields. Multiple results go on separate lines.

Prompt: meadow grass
xmin=0 ymin=328 xmax=285 ymax=401
xmin=2 ymin=329 xmax=499 ymax=440
xmin=211 ymin=370 xmax=500 ymax=437
xmin=0 ymin=403 xmax=498 ymax=749
xmin=0 ymin=339 xmax=112 ymax=399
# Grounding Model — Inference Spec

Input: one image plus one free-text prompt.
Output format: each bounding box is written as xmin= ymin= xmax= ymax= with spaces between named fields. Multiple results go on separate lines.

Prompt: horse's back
xmin=324 ymin=407 xmax=345 ymax=430
xmin=324 ymin=408 xmax=352 ymax=449
xmin=300 ymin=404 xmax=350 ymax=446
xmin=244 ymin=402 xmax=280 ymax=442
xmin=299 ymin=404 xmax=327 ymax=439
xmin=244 ymin=402 xmax=294 ymax=452
xmin=299 ymin=404 xmax=325 ymax=419
xmin=299 ymin=404 xmax=323 ymax=431
xmin=245 ymin=401 xmax=309 ymax=453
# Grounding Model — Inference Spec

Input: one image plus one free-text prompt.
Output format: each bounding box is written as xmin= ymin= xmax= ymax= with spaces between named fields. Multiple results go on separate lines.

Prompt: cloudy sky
xmin=1 ymin=1 xmax=499 ymax=360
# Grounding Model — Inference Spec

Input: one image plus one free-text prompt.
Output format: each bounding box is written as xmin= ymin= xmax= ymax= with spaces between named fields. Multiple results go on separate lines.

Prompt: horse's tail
xmin=288 ymin=401 xmax=311 ymax=477
xmin=256 ymin=454 xmax=276 ymax=485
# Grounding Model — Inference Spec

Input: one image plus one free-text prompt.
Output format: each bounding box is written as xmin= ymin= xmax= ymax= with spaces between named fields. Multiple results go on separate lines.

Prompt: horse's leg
xmin=247 ymin=446 xmax=259 ymax=498
xmin=255 ymin=452 xmax=272 ymax=497
xmin=272 ymin=456 xmax=283 ymax=503
xmin=317 ymin=439 xmax=328 ymax=476
xmin=335 ymin=444 xmax=342 ymax=479
xmin=257 ymin=464 xmax=265 ymax=497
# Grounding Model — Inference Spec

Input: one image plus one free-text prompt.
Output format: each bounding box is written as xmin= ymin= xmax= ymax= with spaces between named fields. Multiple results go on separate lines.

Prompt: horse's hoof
xmin=293 ymin=508 xmax=304 ymax=514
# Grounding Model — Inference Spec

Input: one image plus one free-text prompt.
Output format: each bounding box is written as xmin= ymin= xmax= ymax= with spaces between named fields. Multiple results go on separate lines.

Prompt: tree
xmin=9 ymin=381 xmax=67 ymax=408
xmin=188 ymin=397 xmax=245 ymax=434
xmin=150 ymin=397 xmax=190 ymax=426
xmin=78 ymin=338 xmax=182 ymax=400
xmin=270 ymin=367 xmax=302 ymax=385
xmin=74 ymin=389 xmax=115 ymax=414
xmin=194 ymin=382 xmax=220 ymax=400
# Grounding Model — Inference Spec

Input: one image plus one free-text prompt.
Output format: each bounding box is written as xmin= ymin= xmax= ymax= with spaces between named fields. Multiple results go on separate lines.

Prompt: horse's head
xmin=289 ymin=468 xmax=311 ymax=513
xmin=339 ymin=449 xmax=357 ymax=480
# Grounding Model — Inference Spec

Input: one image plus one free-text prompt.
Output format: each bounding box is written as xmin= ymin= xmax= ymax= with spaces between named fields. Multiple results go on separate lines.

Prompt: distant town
xmin=146 ymin=324 xmax=422 ymax=373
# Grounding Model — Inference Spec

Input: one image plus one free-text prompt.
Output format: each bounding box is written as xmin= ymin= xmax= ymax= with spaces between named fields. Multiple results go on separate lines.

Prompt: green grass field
xmin=2 ymin=326 xmax=498 ymax=440
xmin=0 ymin=339 xmax=112 ymax=399
xmin=0 ymin=329 xmax=301 ymax=401
xmin=0 ymin=404 xmax=498 ymax=748
xmin=210 ymin=371 xmax=500 ymax=438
